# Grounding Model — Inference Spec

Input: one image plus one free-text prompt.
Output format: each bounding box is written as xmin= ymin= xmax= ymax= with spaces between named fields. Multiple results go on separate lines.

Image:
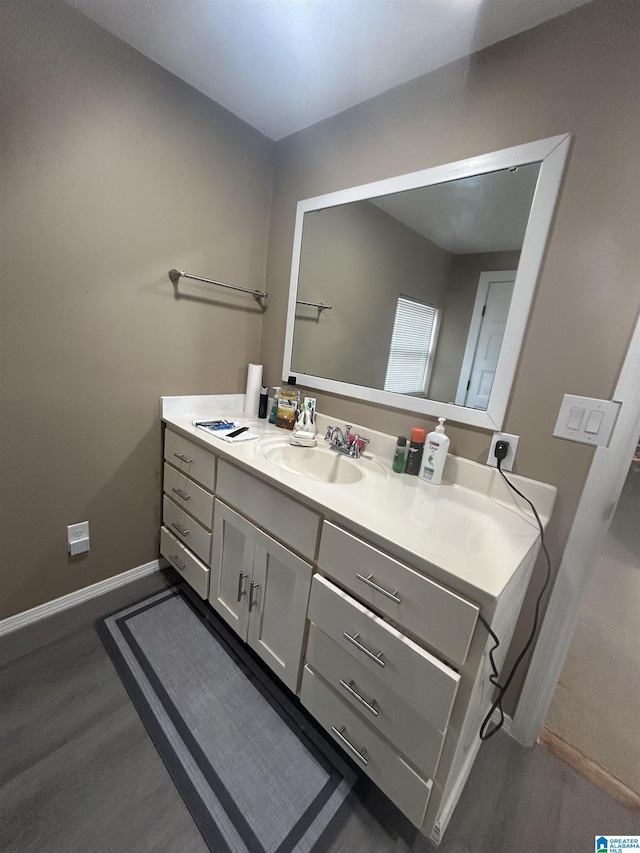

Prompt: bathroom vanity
xmin=159 ymin=396 xmax=556 ymax=844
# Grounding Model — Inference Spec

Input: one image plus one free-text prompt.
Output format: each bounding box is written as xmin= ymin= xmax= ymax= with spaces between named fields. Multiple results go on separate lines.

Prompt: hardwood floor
xmin=1 ymin=572 xmax=638 ymax=852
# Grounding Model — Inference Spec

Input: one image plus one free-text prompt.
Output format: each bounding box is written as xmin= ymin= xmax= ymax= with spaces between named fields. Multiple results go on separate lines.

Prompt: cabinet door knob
xmin=248 ymin=581 xmax=260 ymax=613
xmin=170 ymin=555 xmax=186 ymax=571
xmin=237 ymin=571 xmax=248 ymax=602
xmin=173 ymin=452 xmax=193 ymax=464
xmin=171 ymin=521 xmax=190 ymax=536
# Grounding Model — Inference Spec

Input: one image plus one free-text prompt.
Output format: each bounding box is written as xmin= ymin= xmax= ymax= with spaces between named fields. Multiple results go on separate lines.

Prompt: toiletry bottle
xmin=268 ymin=387 xmax=280 ymax=424
xmin=404 ymin=427 xmax=426 ymax=475
xmin=303 ymin=396 xmax=317 ymax=427
xmin=420 ymin=418 xmax=450 ymax=485
xmin=258 ymin=385 xmax=269 ymax=419
xmin=275 ymin=376 xmax=300 ymax=430
xmin=392 ymin=436 xmax=407 ymax=473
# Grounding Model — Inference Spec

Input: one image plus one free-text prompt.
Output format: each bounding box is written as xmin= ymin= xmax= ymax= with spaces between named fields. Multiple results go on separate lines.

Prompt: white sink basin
xmin=257 ymin=437 xmax=386 ymax=484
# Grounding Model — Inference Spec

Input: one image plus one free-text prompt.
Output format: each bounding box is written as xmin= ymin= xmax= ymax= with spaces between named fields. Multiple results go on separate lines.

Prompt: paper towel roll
xmin=244 ymin=363 xmax=263 ymax=416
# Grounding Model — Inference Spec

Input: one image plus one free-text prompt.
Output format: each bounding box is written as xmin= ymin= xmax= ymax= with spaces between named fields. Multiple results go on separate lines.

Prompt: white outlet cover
xmin=487 ymin=432 xmax=520 ymax=471
xmin=67 ymin=521 xmax=90 ymax=555
xmin=67 ymin=521 xmax=89 ymax=542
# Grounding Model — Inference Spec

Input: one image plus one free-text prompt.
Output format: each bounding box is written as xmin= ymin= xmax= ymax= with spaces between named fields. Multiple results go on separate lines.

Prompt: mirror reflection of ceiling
xmin=370 ymin=163 xmax=541 ymax=254
xmin=291 ymin=161 xmax=542 ymax=410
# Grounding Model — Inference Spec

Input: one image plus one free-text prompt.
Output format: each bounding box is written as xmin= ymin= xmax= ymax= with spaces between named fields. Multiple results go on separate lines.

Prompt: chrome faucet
xmin=325 ymin=423 xmax=349 ymax=446
xmin=324 ymin=424 xmax=369 ymax=458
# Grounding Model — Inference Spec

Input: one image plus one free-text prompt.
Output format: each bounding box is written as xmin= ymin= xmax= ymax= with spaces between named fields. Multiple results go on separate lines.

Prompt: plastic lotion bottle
xmin=420 ymin=418 xmax=450 ymax=485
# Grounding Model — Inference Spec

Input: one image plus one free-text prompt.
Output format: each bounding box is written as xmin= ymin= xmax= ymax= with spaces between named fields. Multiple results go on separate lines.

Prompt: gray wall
xmin=292 ymin=201 xmax=451 ymax=387
xmin=0 ymin=1 xmax=273 ymax=618
xmin=260 ymin=0 xmax=640 ymax=710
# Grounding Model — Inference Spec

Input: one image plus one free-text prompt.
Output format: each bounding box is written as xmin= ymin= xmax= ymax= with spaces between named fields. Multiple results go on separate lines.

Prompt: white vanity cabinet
xmin=316 ymin=521 xmax=479 ymax=667
xmin=300 ymin=519 xmax=541 ymax=844
xmin=160 ymin=418 xmax=552 ymax=845
xmin=298 ymin=527 xmax=480 ymax=830
xmin=160 ymin=431 xmax=216 ymax=599
xmin=159 ymin=526 xmax=210 ymax=599
xmin=209 ymin=499 xmax=313 ymax=693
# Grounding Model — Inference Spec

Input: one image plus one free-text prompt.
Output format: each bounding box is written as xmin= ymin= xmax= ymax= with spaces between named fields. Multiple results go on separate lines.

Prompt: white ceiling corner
xmin=66 ymin=0 xmax=594 ymax=141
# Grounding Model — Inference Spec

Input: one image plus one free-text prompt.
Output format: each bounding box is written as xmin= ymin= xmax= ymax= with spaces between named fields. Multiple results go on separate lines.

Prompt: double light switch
xmin=553 ymin=394 xmax=621 ymax=447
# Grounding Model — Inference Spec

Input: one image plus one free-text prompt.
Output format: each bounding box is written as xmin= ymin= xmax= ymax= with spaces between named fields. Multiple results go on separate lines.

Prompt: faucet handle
xmin=349 ymin=434 xmax=370 ymax=458
xmin=344 ymin=424 xmax=352 ymax=438
xmin=324 ymin=425 xmax=334 ymax=441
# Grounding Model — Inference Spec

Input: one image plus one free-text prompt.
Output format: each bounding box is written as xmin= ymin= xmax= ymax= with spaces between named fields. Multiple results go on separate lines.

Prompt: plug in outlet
xmin=487 ymin=433 xmax=519 ymax=471
xmin=67 ymin=521 xmax=90 ymax=556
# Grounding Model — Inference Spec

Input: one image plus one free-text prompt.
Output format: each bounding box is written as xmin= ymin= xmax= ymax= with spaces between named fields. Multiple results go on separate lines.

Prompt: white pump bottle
xmin=420 ymin=417 xmax=450 ymax=485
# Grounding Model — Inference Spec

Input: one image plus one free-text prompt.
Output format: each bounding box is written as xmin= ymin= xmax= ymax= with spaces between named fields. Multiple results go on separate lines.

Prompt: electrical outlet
xmin=487 ymin=432 xmax=519 ymax=471
xmin=67 ymin=521 xmax=90 ymax=555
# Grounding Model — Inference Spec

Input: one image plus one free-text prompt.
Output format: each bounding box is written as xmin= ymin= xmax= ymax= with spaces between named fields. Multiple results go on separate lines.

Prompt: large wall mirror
xmin=283 ymin=135 xmax=571 ymax=430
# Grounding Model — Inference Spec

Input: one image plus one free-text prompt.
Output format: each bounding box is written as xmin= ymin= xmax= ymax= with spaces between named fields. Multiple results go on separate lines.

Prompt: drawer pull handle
xmin=171 ymin=521 xmax=190 ymax=536
xmin=172 ymin=487 xmax=191 ymax=501
xmin=170 ymin=555 xmax=186 ymax=571
xmin=237 ymin=571 xmax=248 ymax=602
xmin=248 ymin=581 xmax=260 ymax=613
xmin=339 ymin=679 xmax=379 ymax=717
xmin=343 ymin=632 xmax=385 ymax=667
xmin=173 ymin=452 xmax=193 ymax=464
xmin=356 ymin=573 xmax=401 ymax=604
xmin=331 ymin=726 xmax=368 ymax=766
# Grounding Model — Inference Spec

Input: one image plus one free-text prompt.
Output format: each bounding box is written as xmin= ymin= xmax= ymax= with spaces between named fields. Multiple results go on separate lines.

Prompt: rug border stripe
xmin=97 ymin=584 xmax=355 ymax=853
xmin=116 ymin=605 xmax=268 ymax=853
xmin=95 ymin=607 xmax=233 ymax=853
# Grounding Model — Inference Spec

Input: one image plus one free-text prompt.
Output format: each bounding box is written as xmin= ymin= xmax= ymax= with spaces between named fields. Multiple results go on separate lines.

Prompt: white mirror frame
xmin=283 ymin=134 xmax=571 ymax=430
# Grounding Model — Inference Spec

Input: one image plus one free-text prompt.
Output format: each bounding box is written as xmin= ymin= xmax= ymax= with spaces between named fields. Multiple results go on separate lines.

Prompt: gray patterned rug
xmin=97 ymin=584 xmax=357 ymax=853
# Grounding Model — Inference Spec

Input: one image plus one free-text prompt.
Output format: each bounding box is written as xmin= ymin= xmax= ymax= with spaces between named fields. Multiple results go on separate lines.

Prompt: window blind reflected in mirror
xmin=384 ymin=296 xmax=439 ymax=395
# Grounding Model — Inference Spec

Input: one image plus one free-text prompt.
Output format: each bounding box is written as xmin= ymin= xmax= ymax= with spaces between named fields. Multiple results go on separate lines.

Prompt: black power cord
xmin=478 ymin=440 xmax=553 ymax=740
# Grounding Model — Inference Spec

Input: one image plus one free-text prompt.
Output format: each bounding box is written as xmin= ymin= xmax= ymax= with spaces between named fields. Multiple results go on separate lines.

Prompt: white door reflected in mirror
xmin=455 ymin=271 xmax=515 ymax=409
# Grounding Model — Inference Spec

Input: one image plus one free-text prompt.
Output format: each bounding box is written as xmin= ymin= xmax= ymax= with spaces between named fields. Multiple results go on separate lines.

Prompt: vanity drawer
xmin=300 ymin=665 xmax=432 ymax=828
xmin=164 ymin=429 xmax=216 ymax=491
xmin=162 ymin=495 xmax=212 ymax=564
xmin=305 ymin=623 xmax=446 ymax=776
xmin=216 ymin=460 xmax=320 ymax=560
xmin=160 ymin=526 xmax=210 ymax=599
xmin=318 ymin=521 xmax=478 ymax=666
xmin=307 ymin=575 xmax=459 ymax=723
xmin=163 ymin=462 xmax=214 ymax=529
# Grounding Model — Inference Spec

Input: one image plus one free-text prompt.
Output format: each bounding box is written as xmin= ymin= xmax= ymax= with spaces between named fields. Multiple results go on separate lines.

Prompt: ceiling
xmin=67 ymin=0 xmax=592 ymax=141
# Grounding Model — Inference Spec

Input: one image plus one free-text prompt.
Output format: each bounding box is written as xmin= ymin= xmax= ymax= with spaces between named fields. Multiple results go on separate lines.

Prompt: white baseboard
xmin=0 ymin=559 xmax=167 ymax=637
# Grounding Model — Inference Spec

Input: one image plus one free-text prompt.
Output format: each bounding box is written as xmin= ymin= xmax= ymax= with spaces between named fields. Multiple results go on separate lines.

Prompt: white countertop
xmin=162 ymin=396 xmax=556 ymax=606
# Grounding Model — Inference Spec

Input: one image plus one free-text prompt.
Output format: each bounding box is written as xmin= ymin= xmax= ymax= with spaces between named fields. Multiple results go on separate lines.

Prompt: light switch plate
xmin=553 ymin=394 xmax=621 ymax=447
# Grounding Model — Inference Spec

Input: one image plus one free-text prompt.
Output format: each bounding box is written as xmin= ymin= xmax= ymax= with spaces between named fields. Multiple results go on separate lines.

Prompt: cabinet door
xmin=209 ymin=501 xmax=254 ymax=641
xmin=247 ymin=527 xmax=313 ymax=693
